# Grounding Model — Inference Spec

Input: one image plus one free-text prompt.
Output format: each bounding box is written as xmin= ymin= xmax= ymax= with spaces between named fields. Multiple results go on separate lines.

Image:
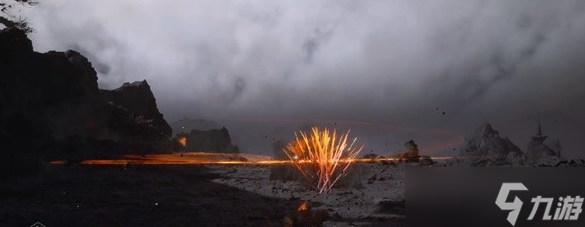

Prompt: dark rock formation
xmin=0 ymin=28 xmax=172 ymax=178
xmin=101 ymin=80 xmax=172 ymax=137
xmin=176 ymin=127 xmax=239 ymax=153
xmin=545 ymin=138 xmax=562 ymax=157
xmin=170 ymin=117 xmax=220 ymax=134
xmin=461 ymin=123 xmax=523 ymax=159
xmin=525 ymin=122 xmax=559 ymax=161
xmin=419 ymin=155 xmax=434 ymax=166
xmin=392 ymin=140 xmax=420 ymax=162
xmin=526 ymin=141 xmax=557 ymax=161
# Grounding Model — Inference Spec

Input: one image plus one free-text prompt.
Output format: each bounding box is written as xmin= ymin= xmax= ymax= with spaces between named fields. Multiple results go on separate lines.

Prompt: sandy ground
xmin=5 ymin=153 xmax=581 ymax=226
xmin=209 ymin=163 xmax=406 ymax=226
xmin=0 ymin=163 xmax=405 ymax=227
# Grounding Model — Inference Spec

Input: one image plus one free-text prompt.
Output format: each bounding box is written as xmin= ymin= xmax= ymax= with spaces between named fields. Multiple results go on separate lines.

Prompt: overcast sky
xmin=14 ymin=0 xmax=585 ymax=157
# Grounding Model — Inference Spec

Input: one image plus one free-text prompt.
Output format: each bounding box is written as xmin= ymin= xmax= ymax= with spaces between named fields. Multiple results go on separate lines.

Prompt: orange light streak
xmin=48 ymin=153 xmax=459 ymax=165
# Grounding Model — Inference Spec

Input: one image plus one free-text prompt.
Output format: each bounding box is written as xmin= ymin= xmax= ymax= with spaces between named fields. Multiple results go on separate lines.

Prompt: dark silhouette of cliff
xmin=0 ymin=28 xmax=172 ymax=179
xmin=101 ymin=80 xmax=172 ymax=137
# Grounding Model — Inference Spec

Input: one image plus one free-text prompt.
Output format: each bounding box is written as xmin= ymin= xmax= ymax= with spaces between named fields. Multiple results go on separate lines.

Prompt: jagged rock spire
xmin=526 ymin=121 xmax=558 ymax=160
xmin=531 ymin=119 xmax=547 ymax=143
xmin=461 ymin=122 xmax=522 ymax=159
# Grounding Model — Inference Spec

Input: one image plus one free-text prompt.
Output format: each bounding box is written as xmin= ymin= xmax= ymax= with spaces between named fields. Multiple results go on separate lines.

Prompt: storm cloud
xmin=17 ymin=0 xmax=585 ymax=157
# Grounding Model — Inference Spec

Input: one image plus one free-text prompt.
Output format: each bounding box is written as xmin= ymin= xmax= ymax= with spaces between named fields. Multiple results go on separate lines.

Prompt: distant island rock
xmin=175 ymin=127 xmax=239 ymax=153
xmin=525 ymin=122 xmax=560 ymax=161
xmin=460 ymin=122 xmax=563 ymax=165
xmin=391 ymin=140 xmax=420 ymax=162
xmin=170 ymin=117 xmax=221 ymax=134
xmin=461 ymin=122 xmax=523 ymax=159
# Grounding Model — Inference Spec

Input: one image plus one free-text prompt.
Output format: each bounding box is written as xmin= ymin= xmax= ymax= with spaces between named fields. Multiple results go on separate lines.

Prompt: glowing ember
xmin=178 ymin=137 xmax=187 ymax=147
xmin=283 ymin=127 xmax=364 ymax=193
xmin=298 ymin=201 xmax=309 ymax=211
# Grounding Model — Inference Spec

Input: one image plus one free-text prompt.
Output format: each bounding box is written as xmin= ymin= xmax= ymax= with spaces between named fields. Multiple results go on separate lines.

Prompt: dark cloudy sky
xmin=13 ymin=0 xmax=585 ymax=157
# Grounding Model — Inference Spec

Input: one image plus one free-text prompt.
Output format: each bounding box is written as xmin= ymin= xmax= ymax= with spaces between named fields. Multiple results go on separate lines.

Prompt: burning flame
xmin=283 ymin=127 xmax=363 ymax=193
xmin=178 ymin=137 xmax=187 ymax=147
xmin=298 ymin=201 xmax=309 ymax=211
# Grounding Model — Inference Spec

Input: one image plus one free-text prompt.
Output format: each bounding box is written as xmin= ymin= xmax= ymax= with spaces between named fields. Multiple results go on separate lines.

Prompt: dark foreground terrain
xmin=0 ymin=165 xmax=300 ymax=227
xmin=0 ymin=165 xmax=405 ymax=227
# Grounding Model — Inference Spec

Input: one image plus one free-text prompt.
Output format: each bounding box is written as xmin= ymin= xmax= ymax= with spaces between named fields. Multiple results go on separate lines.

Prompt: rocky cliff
xmin=0 ymin=28 xmax=172 ymax=178
xmin=101 ymin=80 xmax=172 ymax=137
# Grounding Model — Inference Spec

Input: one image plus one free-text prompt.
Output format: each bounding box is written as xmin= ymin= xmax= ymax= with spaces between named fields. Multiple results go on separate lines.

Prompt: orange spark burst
xmin=178 ymin=137 xmax=187 ymax=147
xmin=283 ymin=127 xmax=364 ymax=193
